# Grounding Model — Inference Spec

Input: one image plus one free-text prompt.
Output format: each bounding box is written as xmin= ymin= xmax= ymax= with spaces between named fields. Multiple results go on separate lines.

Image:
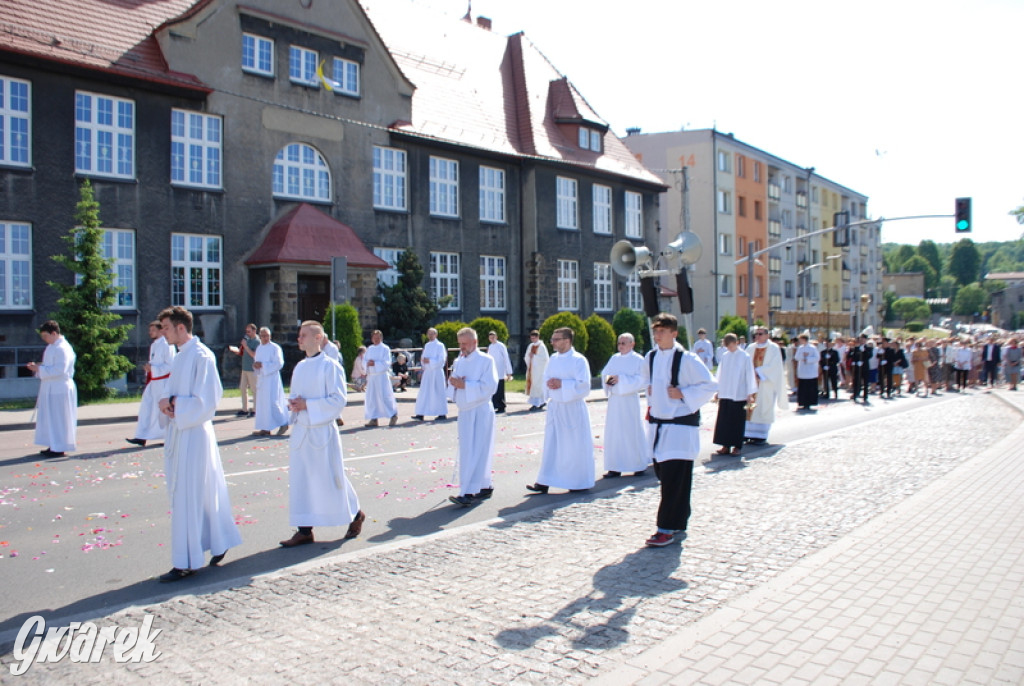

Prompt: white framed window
xmin=593 ymin=262 xmax=613 ymax=312
xmin=479 ymin=166 xmax=505 ymax=223
xmin=719 ymin=234 xmax=732 ymax=256
xmin=556 ymin=177 xmax=578 ymax=229
xmin=738 ymin=275 xmax=746 ymax=297
xmin=0 ymin=76 xmax=31 ymax=166
xmin=373 ymin=146 xmax=406 ymax=211
xmin=75 ymin=91 xmax=134 ymax=178
xmin=289 ymin=46 xmax=319 ymax=86
xmin=273 ymin=143 xmax=330 ymax=201
xmin=557 ymin=259 xmax=579 ymax=311
xmin=0 ymin=222 xmax=31 ymax=308
xmin=785 ymin=245 xmax=794 ymax=264
xmin=625 ymin=272 xmax=642 ymax=312
xmin=242 ymin=33 xmax=274 ymax=76
xmin=171 ymin=233 xmax=221 ymax=309
xmin=735 ymin=155 xmax=745 ymax=178
xmin=784 ymin=280 xmax=794 ymax=298
xmin=590 ymin=130 xmax=601 ymax=152
xmin=577 ymin=128 xmax=602 ymax=152
xmin=625 ymin=191 xmax=643 ymax=238
xmin=373 ymin=247 xmax=401 ymax=287
xmin=330 ymin=57 xmax=359 ymax=97
xmin=429 ymin=156 xmax=459 ymax=217
xmin=592 ymin=184 xmax=612 ymax=234
xmin=171 ymin=110 xmax=222 ymax=189
xmin=753 ymin=161 xmax=761 ymax=183
xmin=783 ymin=175 xmax=793 ymax=194
xmin=717 ymin=150 xmax=731 ymax=172
xmin=479 ymin=255 xmax=506 ymax=311
xmin=717 ymin=190 xmax=731 ymax=214
xmin=578 ymin=127 xmax=589 ymax=148
xmin=719 ymin=274 xmax=732 ymax=296
xmin=102 ymin=229 xmax=136 ymax=309
xmin=430 ymin=251 xmax=460 ymax=310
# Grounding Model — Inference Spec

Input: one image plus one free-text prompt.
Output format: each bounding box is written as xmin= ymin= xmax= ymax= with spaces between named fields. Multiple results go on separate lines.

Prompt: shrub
xmin=715 ymin=315 xmax=748 ymax=343
xmin=539 ymin=312 xmax=588 ymax=356
xmin=433 ymin=320 xmax=467 ymax=366
xmin=905 ymin=321 xmax=925 ymax=332
xmin=612 ymin=308 xmax=648 ymax=353
xmin=469 ymin=317 xmax=509 ymax=348
xmin=322 ymin=302 xmax=361 ymax=377
xmin=584 ymin=314 xmax=617 ymax=373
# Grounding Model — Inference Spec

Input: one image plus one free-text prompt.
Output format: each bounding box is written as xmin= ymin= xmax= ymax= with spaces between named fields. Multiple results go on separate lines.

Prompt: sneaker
xmin=448 ymin=495 xmax=474 ymax=507
xmin=645 ymin=532 xmax=674 ymax=547
xmin=475 ymin=487 xmax=494 ymax=500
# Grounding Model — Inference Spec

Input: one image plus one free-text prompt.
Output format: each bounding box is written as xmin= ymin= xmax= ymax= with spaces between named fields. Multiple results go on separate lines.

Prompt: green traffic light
xmin=957 ymin=219 xmax=969 ymax=231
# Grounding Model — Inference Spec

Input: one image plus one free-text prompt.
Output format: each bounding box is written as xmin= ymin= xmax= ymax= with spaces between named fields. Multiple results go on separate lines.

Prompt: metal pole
xmin=747 ymin=240 xmax=755 ymax=332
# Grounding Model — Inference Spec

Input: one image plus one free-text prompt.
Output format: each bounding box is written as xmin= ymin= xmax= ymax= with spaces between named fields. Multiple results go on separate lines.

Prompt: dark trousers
xmin=822 ymin=370 xmax=839 ymax=397
xmin=879 ymin=367 xmax=893 ymax=397
xmin=983 ymin=361 xmax=998 ymax=386
xmin=956 ymin=369 xmax=968 ymax=389
xmin=852 ymin=365 xmax=868 ymax=400
xmin=491 ymin=379 xmax=506 ymax=411
xmin=653 ymin=458 xmax=693 ymax=532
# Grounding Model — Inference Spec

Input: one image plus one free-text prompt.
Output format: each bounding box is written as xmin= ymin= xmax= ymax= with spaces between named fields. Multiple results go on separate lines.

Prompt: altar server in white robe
xmin=600 ymin=333 xmax=651 ymax=477
xmin=128 ymin=320 xmax=175 ymax=447
xmin=524 ymin=330 xmax=549 ymax=410
xmin=279 ymin=321 xmax=365 ymax=547
xmin=712 ymin=333 xmax=757 ymax=456
xmin=412 ymin=328 xmax=449 ymax=421
xmin=157 ymin=306 xmax=241 ymax=582
xmin=745 ymin=326 xmax=788 ymax=444
xmin=364 ymin=329 xmax=398 ymax=426
xmin=692 ymin=328 xmax=715 ymax=369
xmin=252 ymin=327 xmax=289 ymax=436
xmin=27 ymin=320 xmax=77 ymax=457
xmin=526 ymin=327 xmax=595 ymax=493
xmin=446 ymin=328 xmax=498 ymax=507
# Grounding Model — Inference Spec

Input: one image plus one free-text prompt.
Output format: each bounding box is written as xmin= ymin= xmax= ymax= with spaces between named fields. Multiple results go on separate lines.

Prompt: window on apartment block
xmin=373 ymin=146 xmax=406 ymax=211
xmin=75 ymin=91 xmax=134 ymax=178
xmin=592 ymin=184 xmax=612 ymax=234
xmin=737 ymin=196 xmax=746 ymax=217
xmin=331 ymin=57 xmax=359 ymax=97
xmin=171 ymin=233 xmax=221 ymax=309
xmin=171 ymin=110 xmax=222 ymax=189
xmin=717 ymin=190 xmax=731 ymax=214
xmin=753 ymin=161 xmax=761 ymax=183
xmin=0 ymin=76 xmax=30 ymax=166
xmin=429 ymin=157 xmax=459 ymax=217
xmin=0 ymin=222 xmax=31 ymax=308
xmin=242 ymin=33 xmax=274 ymax=76
xmin=784 ymin=280 xmax=794 ymax=298
xmin=273 ymin=143 xmax=330 ymax=201
xmin=556 ymin=177 xmax=578 ymax=230
xmin=479 ymin=255 xmax=506 ymax=311
xmin=738 ymin=274 xmax=746 ymax=297
xmin=373 ymin=247 xmax=401 ymax=287
xmin=719 ymin=234 xmax=732 ymax=256
xmin=593 ymin=263 xmax=613 ymax=312
xmin=479 ymin=166 xmax=505 ymax=223
xmin=719 ymin=274 xmax=732 ymax=296
xmin=289 ymin=46 xmax=319 ymax=86
xmin=430 ymin=251 xmax=460 ymax=310
xmin=735 ymin=155 xmax=745 ymax=178
xmin=625 ymin=272 xmax=642 ymax=312
xmin=717 ymin=150 xmax=731 ymax=173
xmin=625 ymin=191 xmax=643 ymax=238
xmin=783 ymin=175 xmax=793 ymax=194
xmin=755 ymin=276 xmax=763 ymax=298
xmin=557 ymin=259 xmax=579 ymax=311
xmin=754 ymin=200 xmax=763 ymax=221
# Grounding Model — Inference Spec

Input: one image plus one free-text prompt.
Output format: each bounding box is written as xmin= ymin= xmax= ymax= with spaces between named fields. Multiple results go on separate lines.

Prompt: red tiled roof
xmin=360 ymin=0 xmax=664 ymax=188
xmin=0 ymin=0 xmax=208 ymax=91
xmin=245 ymin=203 xmax=390 ymax=269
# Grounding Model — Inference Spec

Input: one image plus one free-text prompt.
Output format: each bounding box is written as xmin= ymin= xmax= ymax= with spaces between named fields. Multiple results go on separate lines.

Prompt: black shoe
xmin=159 ymin=568 xmax=195 ymax=583
xmin=248 ymin=411 xmax=255 ymax=418
xmin=495 ymin=408 xmax=506 ymax=414
xmin=436 ymin=415 xmax=447 ymax=421
xmin=568 ymin=488 xmax=590 ymax=493
xmin=209 ymin=551 xmax=227 ymax=567
xmin=526 ymin=483 xmax=548 ymax=494
xmin=448 ymin=494 xmax=474 ymax=507
xmin=528 ymin=405 xmax=543 ymax=412
xmin=127 ymin=438 xmax=146 ymax=447
xmin=235 ymin=410 xmax=248 ymax=417
xmin=603 ymin=471 xmax=622 ymax=478
xmin=631 ymin=470 xmax=647 ymax=477
xmin=40 ymin=449 xmax=66 ymax=458
xmin=411 ymin=415 xmax=425 ymax=421
xmin=475 ymin=487 xmax=494 ymax=500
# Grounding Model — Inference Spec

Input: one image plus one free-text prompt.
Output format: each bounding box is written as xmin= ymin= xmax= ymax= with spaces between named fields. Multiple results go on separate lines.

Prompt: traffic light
xmin=955 ymin=197 xmax=972 ymax=233
xmin=832 ymin=211 xmax=850 ymax=247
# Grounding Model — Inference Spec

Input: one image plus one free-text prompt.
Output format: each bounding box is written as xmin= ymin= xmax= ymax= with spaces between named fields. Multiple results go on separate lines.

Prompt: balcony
xmin=768 ymin=220 xmax=781 ymax=239
xmin=768 ymin=184 xmax=781 ymax=201
xmin=796 ymin=192 xmax=808 ymax=208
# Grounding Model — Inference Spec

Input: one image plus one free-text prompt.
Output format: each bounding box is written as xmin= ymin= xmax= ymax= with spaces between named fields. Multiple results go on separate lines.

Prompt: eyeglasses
xmin=550 ymin=337 xmax=565 ymax=342
xmin=754 ymin=331 xmax=767 ymax=336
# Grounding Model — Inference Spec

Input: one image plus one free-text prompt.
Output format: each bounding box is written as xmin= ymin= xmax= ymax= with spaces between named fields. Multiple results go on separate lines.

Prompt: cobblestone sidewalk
xmin=1 ymin=394 xmax=1018 ymax=684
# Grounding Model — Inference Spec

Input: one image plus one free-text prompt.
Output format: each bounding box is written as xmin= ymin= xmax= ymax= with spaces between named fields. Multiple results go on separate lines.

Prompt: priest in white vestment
xmin=527 ymin=327 xmax=595 ymax=493
xmin=745 ymin=327 xmax=788 ymax=444
xmin=712 ymin=333 xmax=757 ymax=456
xmin=446 ymin=328 xmax=499 ymax=506
xmin=157 ymin=306 xmax=241 ymax=581
xmin=600 ymin=333 xmax=650 ymax=477
xmin=524 ymin=330 xmax=549 ymax=410
xmin=364 ymin=329 xmax=398 ymax=426
xmin=252 ymin=327 xmax=290 ymax=436
xmin=28 ymin=320 xmax=77 ymax=457
xmin=413 ymin=328 xmax=449 ymax=421
xmin=128 ymin=320 xmax=175 ymax=446
xmin=279 ymin=321 xmax=364 ymax=547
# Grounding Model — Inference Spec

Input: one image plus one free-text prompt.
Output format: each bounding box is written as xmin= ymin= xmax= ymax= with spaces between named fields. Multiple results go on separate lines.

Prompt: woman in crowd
xmin=350 ymin=346 xmax=368 ymax=392
xmin=910 ymin=339 xmax=931 ymax=398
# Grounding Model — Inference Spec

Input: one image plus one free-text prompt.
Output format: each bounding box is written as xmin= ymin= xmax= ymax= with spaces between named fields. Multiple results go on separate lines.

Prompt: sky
xmin=414 ymin=0 xmax=1024 ymax=246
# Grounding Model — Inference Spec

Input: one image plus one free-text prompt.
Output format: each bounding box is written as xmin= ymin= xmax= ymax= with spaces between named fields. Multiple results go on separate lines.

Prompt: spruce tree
xmin=374 ymin=249 xmax=442 ymax=340
xmin=49 ymin=180 xmax=134 ymax=400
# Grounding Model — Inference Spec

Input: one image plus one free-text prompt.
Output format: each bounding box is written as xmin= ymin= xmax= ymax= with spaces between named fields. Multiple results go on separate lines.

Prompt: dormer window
xmin=578 ymin=127 xmax=602 ymax=153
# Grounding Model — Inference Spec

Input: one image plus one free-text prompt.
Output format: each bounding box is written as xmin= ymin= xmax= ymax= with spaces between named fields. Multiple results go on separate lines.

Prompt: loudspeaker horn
xmin=662 ymin=231 xmax=703 ymax=272
xmin=610 ymin=240 xmax=653 ymax=277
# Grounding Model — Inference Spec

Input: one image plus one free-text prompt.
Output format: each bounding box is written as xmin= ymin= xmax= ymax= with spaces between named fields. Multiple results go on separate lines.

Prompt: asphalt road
xmin=0 ymin=387 xmax=962 ymax=637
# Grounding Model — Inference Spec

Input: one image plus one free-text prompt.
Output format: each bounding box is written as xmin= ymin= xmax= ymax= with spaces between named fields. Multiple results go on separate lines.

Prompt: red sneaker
xmin=645 ymin=532 xmax=674 ymax=547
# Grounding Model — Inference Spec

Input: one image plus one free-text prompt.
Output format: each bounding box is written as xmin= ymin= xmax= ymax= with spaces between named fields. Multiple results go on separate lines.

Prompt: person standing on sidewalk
xmin=252 ymin=327 xmax=289 ymax=437
xmin=644 ymin=313 xmax=717 ymax=547
xmin=487 ymin=331 xmax=514 ymax=413
xmin=523 ymin=330 xmax=549 ymax=412
xmin=364 ymin=329 xmax=398 ymax=427
xmin=232 ymin=323 xmax=258 ymax=417
xmin=795 ymin=334 xmax=821 ymax=410
xmin=27 ymin=320 xmax=77 ymax=458
xmin=279 ymin=321 xmax=365 ymax=547
xmin=447 ymin=327 xmax=499 ymax=507
xmin=712 ymin=333 xmax=756 ymax=457
xmin=526 ymin=327 xmax=595 ymax=494
xmin=157 ymin=306 xmax=241 ymax=581
xmin=600 ymin=333 xmax=650 ymax=478
xmin=819 ymin=338 xmax=840 ymax=400
xmin=127 ymin=320 xmax=175 ymax=447
xmin=1004 ymin=338 xmax=1021 ymax=391
xmin=413 ymin=327 xmax=449 ymax=421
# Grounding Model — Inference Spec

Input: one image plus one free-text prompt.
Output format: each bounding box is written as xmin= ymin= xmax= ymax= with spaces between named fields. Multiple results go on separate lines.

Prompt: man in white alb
xmin=524 ymin=330 xmax=549 ymax=411
xmin=447 ymin=328 xmax=499 ymax=507
xmin=412 ymin=328 xmax=449 ymax=421
xmin=364 ymin=329 xmax=398 ymax=426
xmin=252 ymin=327 xmax=289 ymax=437
xmin=600 ymin=333 xmax=650 ymax=478
xmin=27 ymin=320 xmax=77 ymax=458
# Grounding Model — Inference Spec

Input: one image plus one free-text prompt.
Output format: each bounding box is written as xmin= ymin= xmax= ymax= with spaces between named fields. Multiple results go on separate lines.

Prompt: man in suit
xmin=819 ymin=339 xmax=840 ymax=400
xmin=982 ymin=337 xmax=1002 ymax=388
xmin=849 ymin=335 xmax=871 ymax=402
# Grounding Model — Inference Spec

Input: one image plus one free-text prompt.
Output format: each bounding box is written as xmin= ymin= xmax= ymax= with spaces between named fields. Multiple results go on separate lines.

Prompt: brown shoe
xmin=365 ymin=419 xmax=378 ymax=427
xmin=279 ymin=530 xmax=314 ymax=547
xmin=389 ymin=415 xmax=398 ymax=426
xmin=344 ymin=511 xmax=366 ymax=539
xmin=252 ymin=430 xmax=271 ymax=436
xmin=275 ymin=425 xmax=289 ymax=436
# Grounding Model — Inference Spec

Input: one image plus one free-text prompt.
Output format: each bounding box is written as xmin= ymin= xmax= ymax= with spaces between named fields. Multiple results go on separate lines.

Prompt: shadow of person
xmin=494 ymin=544 xmax=686 ymax=652
xmin=364 ymin=498 xmax=477 ymax=544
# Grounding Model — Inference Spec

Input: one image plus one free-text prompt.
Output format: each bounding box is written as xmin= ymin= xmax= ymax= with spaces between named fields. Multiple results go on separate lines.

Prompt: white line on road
xmin=225 ymin=446 xmax=440 ymax=478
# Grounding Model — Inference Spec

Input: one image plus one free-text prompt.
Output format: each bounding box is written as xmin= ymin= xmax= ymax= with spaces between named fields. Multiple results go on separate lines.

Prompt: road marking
xmin=224 ymin=446 xmax=440 ymax=478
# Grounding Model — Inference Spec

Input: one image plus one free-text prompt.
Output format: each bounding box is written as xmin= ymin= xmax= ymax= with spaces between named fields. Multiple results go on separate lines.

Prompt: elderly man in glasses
xmin=744 ymin=327 xmax=787 ymax=445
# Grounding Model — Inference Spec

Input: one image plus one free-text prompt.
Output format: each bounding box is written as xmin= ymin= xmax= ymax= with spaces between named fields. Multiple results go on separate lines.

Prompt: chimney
xmin=476 ymin=16 xmax=492 ymax=30
xmin=625 ymin=127 xmax=641 ymax=137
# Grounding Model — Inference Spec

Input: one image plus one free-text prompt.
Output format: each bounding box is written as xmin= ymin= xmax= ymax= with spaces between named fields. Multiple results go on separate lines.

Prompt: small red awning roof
xmin=245 ymin=203 xmax=389 ymax=269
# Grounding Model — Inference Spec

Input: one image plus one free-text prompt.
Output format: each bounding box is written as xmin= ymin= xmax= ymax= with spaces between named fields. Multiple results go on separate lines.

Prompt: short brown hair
xmin=158 ymin=306 xmax=193 ymax=333
xmin=651 ymin=312 xmax=678 ymax=331
xmin=554 ymin=326 xmax=574 ymax=343
xmin=38 ymin=320 xmax=61 ymax=335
